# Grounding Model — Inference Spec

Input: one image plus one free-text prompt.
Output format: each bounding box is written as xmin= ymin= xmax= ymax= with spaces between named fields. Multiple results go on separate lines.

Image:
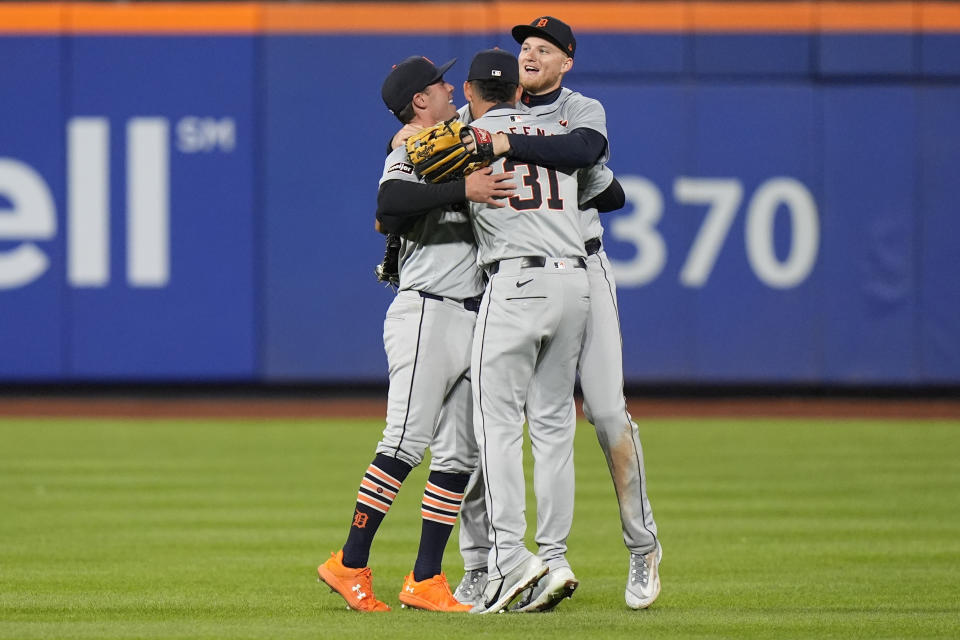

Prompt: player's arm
xmin=582 ymin=176 xmax=625 ymax=213
xmin=500 ymin=127 xmax=607 ymax=169
xmin=467 ymin=96 xmax=609 ymax=169
xmin=464 ymin=126 xmax=606 ymax=170
xmin=376 ymin=179 xmax=466 ymax=234
xmin=377 ymin=168 xmax=515 ymax=234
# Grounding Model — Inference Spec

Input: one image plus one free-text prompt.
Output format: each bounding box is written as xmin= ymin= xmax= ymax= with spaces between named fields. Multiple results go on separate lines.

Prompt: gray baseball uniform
xmin=468 ymin=105 xmax=590 ymax=580
xmin=457 ymin=89 xmax=659 ymax=573
xmin=525 ymin=88 xmax=659 ymax=556
xmin=576 ymin=164 xmax=660 ymax=556
xmin=375 ymin=147 xmax=482 ymax=474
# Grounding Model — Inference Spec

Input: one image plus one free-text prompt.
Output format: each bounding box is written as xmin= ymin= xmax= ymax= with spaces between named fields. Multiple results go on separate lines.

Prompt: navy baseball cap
xmin=512 ymin=16 xmax=576 ymax=58
xmin=467 ymin=49 xmax=519 ymax=85
xmin=381 ymin=55 xmax=456 ymax=117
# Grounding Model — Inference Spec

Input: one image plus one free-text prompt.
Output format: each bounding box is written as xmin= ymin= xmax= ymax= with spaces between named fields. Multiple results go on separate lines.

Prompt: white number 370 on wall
xmin=610 ymin=176 xmax=819 ymax=289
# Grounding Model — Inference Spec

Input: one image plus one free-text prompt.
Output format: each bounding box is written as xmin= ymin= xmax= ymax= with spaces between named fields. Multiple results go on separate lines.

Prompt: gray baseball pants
xmin=472 ymin=258 xmax=589 ymax=579
xmin=459 ymin=249 xmax=659 ymax=571
xmin=376 ymin=290 xmax=478 ymax=474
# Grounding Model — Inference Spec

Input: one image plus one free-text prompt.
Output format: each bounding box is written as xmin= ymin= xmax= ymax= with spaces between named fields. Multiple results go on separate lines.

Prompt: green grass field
xmin=1 ymin=414 xmax=958 ymax=639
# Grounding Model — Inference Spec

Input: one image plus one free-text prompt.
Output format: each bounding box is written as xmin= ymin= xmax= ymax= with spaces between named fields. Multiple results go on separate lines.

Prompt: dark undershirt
xmin=376 ymin=180 xmax=465 ymax=234
xmin=505 ymin=127 xmax=606 ymax=170
xmin=585 ymin=177 xmax=626 ymax=213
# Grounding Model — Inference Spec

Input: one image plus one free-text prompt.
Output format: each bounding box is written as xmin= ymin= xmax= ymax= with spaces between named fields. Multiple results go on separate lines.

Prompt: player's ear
xmin=513 ymin=84 xmax=523 ymax=103
xmin=463 ymin=80 xmax=476 ymax=107
xmin=561 ymin=56 xmax=573 ymax=74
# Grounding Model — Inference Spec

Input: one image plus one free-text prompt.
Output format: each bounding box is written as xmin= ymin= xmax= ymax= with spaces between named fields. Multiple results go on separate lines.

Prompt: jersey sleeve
xmin=564 ymin=93 xmax=607 ymax=137
xmin=563 ymin=93 xmax=610 ymax=163
xmin=378 ymin=146 xmax=419 ymax=187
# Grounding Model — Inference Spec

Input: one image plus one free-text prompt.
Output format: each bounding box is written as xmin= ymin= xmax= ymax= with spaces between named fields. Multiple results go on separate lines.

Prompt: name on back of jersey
xmin=509 ymin=114 xmax=568 ymax=131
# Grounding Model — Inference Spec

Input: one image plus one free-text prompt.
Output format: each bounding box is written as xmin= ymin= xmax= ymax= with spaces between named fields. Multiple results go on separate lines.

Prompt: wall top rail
xmin=2 ymin=2 xmax=960 ymax=36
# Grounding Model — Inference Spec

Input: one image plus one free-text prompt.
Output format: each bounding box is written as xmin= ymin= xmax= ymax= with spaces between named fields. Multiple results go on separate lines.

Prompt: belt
xmin=419 ymin=291 xmax=481 ymax=312
xmin=487 ymin=256 xmax=586 ymax=276
xmin=585 ymin=237 xmax=602 ymax=255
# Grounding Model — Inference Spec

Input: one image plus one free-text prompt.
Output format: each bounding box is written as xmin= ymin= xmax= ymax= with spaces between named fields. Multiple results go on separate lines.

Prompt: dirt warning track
xmin=1 ymin=392 xmax=957 ymax=420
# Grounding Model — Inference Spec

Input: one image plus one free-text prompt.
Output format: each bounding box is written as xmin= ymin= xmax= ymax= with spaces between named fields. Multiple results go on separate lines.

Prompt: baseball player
xmin=456 ymin=48 xmax=592 ymax=614
xmin=317 ymin=55 xmax=513 ymax=613
xmin=453 ymin=17 xmax=663 ymax=613
xmin=382 ymin=44 xmax=638 ymax=613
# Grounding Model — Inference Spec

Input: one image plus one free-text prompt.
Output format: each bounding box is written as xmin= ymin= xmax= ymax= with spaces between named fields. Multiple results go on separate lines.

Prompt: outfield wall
xmin=1 ymin=2 xmax=959 ymax=385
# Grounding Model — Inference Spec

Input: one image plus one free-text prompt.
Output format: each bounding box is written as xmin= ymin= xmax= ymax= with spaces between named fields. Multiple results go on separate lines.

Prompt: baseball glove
xmin=405 ymin=118 xmax=492 ymax=183
xmin=374 ymin=233 xmax=401 ymax=290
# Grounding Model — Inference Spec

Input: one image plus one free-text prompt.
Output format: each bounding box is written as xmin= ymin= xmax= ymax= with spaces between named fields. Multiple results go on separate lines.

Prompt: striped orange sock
xmin=413 ymin=471 xmax=470 ymax=581
xmin=342 ymin=454 xmax=411 ymax=569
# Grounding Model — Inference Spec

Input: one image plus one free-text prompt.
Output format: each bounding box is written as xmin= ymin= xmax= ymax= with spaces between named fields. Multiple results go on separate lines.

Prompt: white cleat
xmin=469 ymin=555 xmax=548 ymax=614
xmin=511 ymin=566 xmax=579 ymax=613
xmin=625 ymin=544 xmax=662 ymax=609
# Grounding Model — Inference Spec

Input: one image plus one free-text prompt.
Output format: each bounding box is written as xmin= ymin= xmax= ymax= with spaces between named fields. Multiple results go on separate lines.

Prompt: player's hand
xmin=465 ymin=167 xmax=515 ymax=207
xmin=462 ymin=131 xmax=510 ymax=157
xmin=391 ymin=123 xmax=424 ymax=150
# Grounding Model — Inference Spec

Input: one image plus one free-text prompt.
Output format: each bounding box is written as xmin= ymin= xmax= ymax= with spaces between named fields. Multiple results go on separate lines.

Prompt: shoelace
xmin=629 ymin=554 xmax=650 ymax=587
xmin=429 ymin=574 xmax=449 ymax=592
xmin=431 ymin=574 xmax=460 ymax=605
xmin=456 ymin=570 xmax=486 ymax=600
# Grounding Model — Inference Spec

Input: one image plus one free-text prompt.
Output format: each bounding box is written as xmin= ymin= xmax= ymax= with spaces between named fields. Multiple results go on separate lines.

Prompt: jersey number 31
xmin=502 ymin=160 xmax=564 ymax=212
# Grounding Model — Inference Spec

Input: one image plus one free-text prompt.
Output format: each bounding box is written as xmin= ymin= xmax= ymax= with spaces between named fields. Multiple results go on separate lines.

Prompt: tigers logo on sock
xmin=352 ymin=510 xmax=369 ymax=529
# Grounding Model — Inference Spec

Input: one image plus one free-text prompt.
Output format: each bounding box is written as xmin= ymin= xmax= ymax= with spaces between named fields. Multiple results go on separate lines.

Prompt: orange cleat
xmin=317 ymin=550 xmax=391 ymax=612
xmin=398 ymin=572 xmax=472 ymax=612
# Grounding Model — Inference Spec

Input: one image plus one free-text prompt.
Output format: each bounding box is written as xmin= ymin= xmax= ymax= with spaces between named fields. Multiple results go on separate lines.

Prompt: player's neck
xmin=470 ymin=99 xmax=499 ymax=119
xmin=521 ymin=85 xmax=564 ymax=108
xmin=414 ymin=113 xmax=443 ymax=128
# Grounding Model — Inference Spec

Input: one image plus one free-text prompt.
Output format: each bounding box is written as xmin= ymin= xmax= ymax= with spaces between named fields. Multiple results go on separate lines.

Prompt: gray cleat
xmin=625 ymin=544 xmax=662 ymax=609
xmin=452 ymin=568 xmax=488 ymax=607
xmin=511 ymin=566 xmax=579 ymax=613
xmin=470 ymin=555 xmax=548 ymax=614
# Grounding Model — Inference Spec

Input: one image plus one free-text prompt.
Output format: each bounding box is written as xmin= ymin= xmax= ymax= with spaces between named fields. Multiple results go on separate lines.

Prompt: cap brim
xmin=511 ymin=25 xmax=568 ymax=55
xmin=430 ymin=58 xmax=456 ymax=84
